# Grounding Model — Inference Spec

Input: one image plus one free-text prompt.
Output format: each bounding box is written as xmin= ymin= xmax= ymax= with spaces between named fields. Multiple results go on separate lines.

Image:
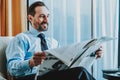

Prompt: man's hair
xmin=28 ymin=1 xmax=47 ymax=16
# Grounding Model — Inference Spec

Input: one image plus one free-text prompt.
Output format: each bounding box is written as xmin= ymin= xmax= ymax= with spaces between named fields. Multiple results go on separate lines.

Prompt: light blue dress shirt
xmin=6 ymin=26 xmax=59 ymax=77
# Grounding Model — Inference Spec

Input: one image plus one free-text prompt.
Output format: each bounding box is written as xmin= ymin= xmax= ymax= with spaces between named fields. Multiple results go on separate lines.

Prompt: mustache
xmin=41 ymin=22 xmax=48 ymax=25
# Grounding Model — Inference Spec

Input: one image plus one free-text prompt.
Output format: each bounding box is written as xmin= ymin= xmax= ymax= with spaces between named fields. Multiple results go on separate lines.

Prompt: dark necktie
xmin=38 ymin=33 xmax=48 ymax=51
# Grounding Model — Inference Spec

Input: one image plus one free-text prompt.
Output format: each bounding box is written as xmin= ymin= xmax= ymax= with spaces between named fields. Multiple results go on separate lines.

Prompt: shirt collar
xmin=29 ymin=25 xmax=44 ymax=37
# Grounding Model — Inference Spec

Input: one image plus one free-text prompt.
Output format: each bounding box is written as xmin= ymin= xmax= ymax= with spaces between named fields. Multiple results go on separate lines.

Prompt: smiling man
xmin=5 ymin=1 xmax=102 ymax=80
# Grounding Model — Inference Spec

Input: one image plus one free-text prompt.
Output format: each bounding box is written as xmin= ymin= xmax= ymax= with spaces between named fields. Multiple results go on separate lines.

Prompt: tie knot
xmin=38 ymin=33 xmax=45 ymax=39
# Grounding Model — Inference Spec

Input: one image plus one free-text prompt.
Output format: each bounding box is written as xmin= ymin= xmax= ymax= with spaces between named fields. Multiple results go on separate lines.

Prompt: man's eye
xmin=39 ymin=15 xmax=49 ymax=19
xmin=40 ymin=16 xmax=44 ymax=18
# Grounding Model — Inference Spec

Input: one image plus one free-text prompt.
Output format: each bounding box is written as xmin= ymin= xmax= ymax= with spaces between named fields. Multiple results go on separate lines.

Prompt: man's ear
xmin=28 ymin=15 xmax=33 ymax=22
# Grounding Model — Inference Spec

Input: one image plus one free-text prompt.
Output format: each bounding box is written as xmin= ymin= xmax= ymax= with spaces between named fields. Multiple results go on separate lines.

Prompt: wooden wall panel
xmin=0 ymin=0 xmax=27 ymax=36
xmin=1 ymin=0 xmax=6 ymax=36
xmin=0 ymin=0 xmax=1 ymax=36
xmin=12 ymin=0 xmax=22 ymax=36
xmin=0 ymin=0 xmax=6 ymax=36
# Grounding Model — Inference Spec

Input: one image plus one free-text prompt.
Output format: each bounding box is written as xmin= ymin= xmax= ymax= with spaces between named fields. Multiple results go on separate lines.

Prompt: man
xmin=6 ymin=1 xmax=102 ymax=80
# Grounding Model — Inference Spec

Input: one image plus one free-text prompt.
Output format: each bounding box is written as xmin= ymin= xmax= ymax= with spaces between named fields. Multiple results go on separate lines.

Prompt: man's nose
xmin=43 ymin=16 xmax=48 ymax=23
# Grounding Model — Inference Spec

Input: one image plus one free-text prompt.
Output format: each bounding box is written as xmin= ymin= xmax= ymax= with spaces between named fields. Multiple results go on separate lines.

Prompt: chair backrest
xmin=0 ymin=37 xmax=13 ymax=79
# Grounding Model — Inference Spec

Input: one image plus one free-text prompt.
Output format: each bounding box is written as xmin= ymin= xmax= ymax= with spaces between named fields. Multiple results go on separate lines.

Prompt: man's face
xmin=29 ymin=6 xmax=49 ymax=32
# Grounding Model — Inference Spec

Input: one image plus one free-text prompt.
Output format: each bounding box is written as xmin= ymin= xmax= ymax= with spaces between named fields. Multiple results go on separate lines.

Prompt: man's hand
xmin=29 ymin=52 xmax=46 ymax=67
xmin=95 ymin=46 xmax=102 ymax=59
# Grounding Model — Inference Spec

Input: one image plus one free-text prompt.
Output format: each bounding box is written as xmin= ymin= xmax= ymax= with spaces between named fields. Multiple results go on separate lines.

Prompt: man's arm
xmin=6 ymin=36 xmax=31 ymax=77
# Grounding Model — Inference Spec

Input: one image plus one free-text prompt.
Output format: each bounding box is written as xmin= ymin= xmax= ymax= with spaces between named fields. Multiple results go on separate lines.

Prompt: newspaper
xmin=36 ymin=36 xmax=116 ymax=77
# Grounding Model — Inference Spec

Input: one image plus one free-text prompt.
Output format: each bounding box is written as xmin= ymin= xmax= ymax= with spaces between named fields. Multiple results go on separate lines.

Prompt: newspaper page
xmin=37 ymin=36 xmax=116 ymax=73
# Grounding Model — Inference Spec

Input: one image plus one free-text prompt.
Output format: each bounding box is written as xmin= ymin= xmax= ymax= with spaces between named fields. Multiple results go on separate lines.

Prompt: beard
xmin=37 ymin=22 xmax=48 ymax=31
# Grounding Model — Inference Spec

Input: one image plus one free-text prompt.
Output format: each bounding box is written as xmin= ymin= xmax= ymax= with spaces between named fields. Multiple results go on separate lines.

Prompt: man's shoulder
xmin=13 ymin=32 xmax=31 ymax=41
xmin=14 ymin=32 xmax=25 ymax=38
